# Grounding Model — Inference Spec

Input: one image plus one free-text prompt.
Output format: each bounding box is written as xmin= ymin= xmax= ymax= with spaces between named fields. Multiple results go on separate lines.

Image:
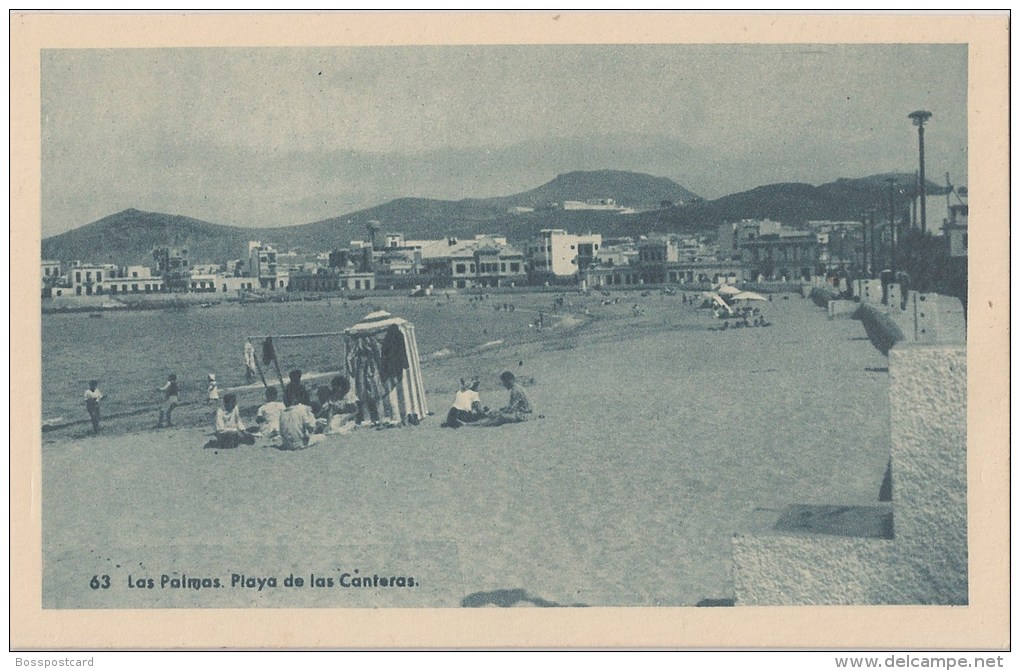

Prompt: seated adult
xmin=255 ymin=386 xmax=285 ymax=438
xmin=214 ymin=394 xmax=256 ymax=448
xmin=475 ymin=371 xmax=532 ymax=427
xmin=322 ymin=376 xmax=358 ymax=433
xmin=283 ymin=369 xmax=311 ymax=407
xmin=278 ymin=396 xmax=326 ymax=451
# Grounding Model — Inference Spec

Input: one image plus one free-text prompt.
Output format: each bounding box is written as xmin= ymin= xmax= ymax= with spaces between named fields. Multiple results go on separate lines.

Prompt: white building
xmin=247 ymin=241 xmax=288 ymax=290
xmin=561 ymin=198 xmax=630 ymax=212
xmin=42 ymin=260 xmax=61 ymax=281
xmin=69 ymin=262 xmax=117 ymax=296
xmin=527 ymin=229 xmax=602 ymax=277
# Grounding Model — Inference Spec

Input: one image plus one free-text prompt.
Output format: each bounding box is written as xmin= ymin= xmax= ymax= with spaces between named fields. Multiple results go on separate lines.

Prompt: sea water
xmin=41 ymin=297 xmax=539 ymax=425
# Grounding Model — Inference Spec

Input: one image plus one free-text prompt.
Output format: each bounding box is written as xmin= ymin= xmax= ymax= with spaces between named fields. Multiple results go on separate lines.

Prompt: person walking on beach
xmin=214 ymin=393 xmax=256 ymax=448
xmin=84 ymin=380 xmax=103 ymax=434
xmin=157 ymin=374 xmax=179 ymax=428
xmin=207 ymin=373 xmax=220 ymax=405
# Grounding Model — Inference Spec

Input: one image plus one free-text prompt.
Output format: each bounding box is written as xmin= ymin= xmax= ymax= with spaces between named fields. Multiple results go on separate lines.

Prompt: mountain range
xmin=41 ymin=170 xmax=950 ymax=266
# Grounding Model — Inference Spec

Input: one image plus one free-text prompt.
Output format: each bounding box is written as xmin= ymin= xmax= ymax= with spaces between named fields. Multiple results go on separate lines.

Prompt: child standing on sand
xmin=84 ymin=380 xmax=103 ymax=435
xmin=207 ymin=373 xmax=219 ymax=405
xmin=157 ymin=374 xmax=179 ymax=428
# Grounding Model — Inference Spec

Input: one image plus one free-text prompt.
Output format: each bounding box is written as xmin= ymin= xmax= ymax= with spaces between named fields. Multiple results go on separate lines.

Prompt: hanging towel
xmin=379 ymin=323 xmax=409 ymax=391
xmin=262 ymin=337 xmax=276 ymax=365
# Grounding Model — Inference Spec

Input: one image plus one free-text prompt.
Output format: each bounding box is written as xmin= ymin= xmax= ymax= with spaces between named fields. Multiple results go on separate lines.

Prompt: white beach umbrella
xmin=716 ymin=285 xmax=742 ymax=296
xmin=732 ymin=291 xmax=767 ymax=301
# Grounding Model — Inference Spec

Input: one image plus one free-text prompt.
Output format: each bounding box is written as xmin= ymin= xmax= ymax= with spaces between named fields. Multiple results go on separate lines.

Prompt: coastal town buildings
xmin=43 ymin=206 xmax=922 ymax=302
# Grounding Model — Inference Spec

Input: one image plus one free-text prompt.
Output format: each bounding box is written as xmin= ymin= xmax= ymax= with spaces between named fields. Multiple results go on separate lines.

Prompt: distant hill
xmin=41 ymin=171 xmax=951 ymax=265
xmin=471 ymin=169 xmax=700 ymax=209
xmin=40 ymin=209 xmax=257 ymax=267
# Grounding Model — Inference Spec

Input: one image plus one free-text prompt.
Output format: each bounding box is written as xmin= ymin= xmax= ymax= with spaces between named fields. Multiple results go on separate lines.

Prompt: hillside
xmin=471 ymin=169 xmax=700 ymax=209
xmin=650 ymin=173 xmax=953 ymax=231
xmin=40 ymin=209 xmax=257 ymax=266
xmin=41 ymin=171 xmax=952 ymax=264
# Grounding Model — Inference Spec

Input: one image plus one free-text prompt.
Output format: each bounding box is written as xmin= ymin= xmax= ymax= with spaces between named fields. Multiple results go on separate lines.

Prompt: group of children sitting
xmin=212 ymin=368 xmax=535 ymax=450
xmin=212 ymin=369 xmax=358 ymax=451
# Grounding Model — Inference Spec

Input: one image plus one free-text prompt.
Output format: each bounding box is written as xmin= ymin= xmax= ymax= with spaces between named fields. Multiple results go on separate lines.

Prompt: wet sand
xmin=42 ymin=291 xmax=892 ymax=608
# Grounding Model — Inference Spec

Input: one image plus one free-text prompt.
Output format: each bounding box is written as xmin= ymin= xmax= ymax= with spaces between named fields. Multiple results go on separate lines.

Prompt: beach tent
xmin=732 ymin=291 xmax=767 ymax=302
xmin=344 ymin=310 xmax=429 ymax=425
xmin=699 ymin=292 xmax=734 ymax=315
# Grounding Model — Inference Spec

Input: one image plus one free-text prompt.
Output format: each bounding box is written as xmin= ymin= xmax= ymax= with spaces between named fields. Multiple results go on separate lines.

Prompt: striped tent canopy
xmin=343 ymin=312 xmax=428 ymax=425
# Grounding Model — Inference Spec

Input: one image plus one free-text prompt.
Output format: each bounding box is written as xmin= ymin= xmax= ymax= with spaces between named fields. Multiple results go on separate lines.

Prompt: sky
xmin=41 ymin=44 xmax=968 ymax=236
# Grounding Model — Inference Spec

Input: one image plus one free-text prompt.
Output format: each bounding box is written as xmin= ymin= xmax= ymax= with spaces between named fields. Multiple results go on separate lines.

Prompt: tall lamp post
xmin=908 ymin=110 xmax=933 ymax=233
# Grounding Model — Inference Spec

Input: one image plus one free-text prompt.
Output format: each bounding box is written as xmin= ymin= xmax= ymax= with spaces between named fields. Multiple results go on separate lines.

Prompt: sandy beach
xmin=42 ymin=291 xmax=892 ymax=608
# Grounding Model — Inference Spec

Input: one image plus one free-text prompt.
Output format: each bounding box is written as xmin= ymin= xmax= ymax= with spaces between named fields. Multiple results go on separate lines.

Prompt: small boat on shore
xmin=88 ymin=312 xmax=104 ymax=318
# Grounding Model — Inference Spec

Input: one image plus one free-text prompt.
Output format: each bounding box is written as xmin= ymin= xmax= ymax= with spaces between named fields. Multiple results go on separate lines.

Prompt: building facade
xmin=420 ymin=236 xmax=527 ymax=289
xmin=527 ymin=229 xmax=602 ymax=279
xmin=287 ymin=270 xmax=376 ymax=292
xmin=738 ymin=230 xmax=819 ymax=281
xmin=247 ymin=241 xmax=288 ymax=291
xmin=583 ymin=259 xmax=744 ymax=287
xmin=152 ymin=246 xmax=191 ymax=292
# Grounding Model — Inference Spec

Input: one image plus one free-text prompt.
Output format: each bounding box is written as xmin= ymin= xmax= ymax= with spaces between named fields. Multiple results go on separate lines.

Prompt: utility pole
xmin=865 ymin=207 xmax=877 ymax=277
xmin=909 ymin=110 xmax=933 ymax=233
xmin=887 ymin=178 xmax=898 ymax=276
xmin=945 ymin=172 xmax=952 ymax=228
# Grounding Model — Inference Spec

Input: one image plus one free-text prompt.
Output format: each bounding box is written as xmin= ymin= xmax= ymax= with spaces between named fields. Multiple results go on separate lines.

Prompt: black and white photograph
xmin=12 ymin=11 xmax=1009 ymax=651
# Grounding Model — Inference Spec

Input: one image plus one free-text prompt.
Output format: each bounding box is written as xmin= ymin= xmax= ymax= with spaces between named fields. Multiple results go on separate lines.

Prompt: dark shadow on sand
xmin=461 ymin=588 xmax=586 ymax=608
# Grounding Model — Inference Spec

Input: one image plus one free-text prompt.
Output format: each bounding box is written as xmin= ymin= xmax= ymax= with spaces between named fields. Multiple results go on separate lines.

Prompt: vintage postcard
xmin=11 ymin=12 xmax=1009 ymax=649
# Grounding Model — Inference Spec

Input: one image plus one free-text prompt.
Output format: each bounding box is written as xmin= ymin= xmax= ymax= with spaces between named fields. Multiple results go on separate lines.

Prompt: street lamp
xmin=908 ymin=110 xmax=933 ymax=233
